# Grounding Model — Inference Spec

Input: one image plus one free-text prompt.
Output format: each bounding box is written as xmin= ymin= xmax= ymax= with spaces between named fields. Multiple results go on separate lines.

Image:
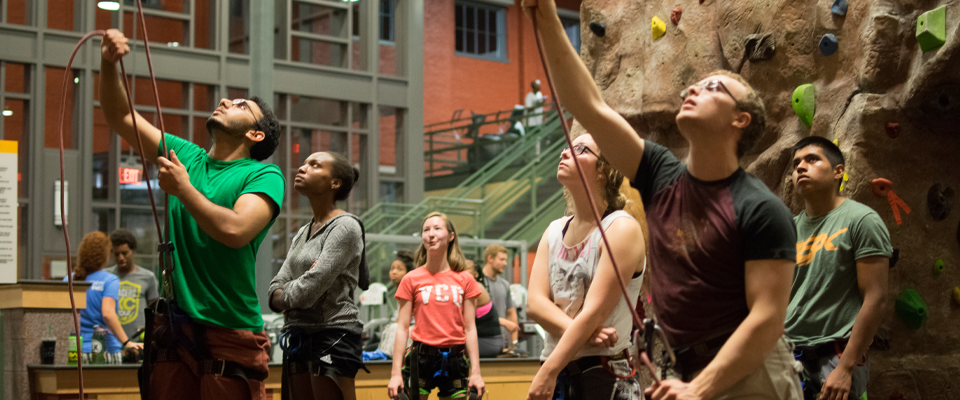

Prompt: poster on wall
xmin=0 ymin=140 xmax=17 ymax=284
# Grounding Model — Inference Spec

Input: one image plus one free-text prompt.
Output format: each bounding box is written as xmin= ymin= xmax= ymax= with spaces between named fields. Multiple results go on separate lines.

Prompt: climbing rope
xmin=529 ymin=13 xmax=664 ymax=386
xmin=58 ymin=1 xmax=171 ymax=397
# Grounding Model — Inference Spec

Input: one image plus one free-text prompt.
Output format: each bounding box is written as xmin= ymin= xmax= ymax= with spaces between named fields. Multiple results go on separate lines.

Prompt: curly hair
xmin=414 ymin=212 xmax=468 ymax=273
xmin=249 ymin=96 xmax=281 ymax=161
xmin=74 ymin=231 xmax=111 ymax=281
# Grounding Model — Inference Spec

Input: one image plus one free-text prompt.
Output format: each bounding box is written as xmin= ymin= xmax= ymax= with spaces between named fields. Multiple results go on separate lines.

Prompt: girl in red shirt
xmin=388 ymin=212 xmax=485 ymax=400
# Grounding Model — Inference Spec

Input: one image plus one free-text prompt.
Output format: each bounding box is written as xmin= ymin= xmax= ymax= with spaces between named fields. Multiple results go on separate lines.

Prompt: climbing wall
xmin=576 ymin=0 xmax=960 ymax=397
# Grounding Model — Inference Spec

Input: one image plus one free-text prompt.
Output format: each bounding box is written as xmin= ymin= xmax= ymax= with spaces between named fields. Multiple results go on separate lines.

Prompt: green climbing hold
xmin=933 ymin=259 xmax=945 ymax=275
xmin=895 ymin=289 xmax=927 ymax=330
xmin=916 ymin=5 xmax=946 ymax=53
xmin=792 ymin=84 xmax=815 ymax=128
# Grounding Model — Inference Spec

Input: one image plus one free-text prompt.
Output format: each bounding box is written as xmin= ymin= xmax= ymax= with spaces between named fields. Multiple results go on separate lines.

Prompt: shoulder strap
xmin=345 ymin=214 xmax=371 ymax=290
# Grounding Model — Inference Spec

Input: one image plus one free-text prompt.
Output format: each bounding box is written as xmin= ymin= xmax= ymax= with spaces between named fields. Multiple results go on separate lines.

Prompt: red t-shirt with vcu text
xmin=396 ymin=267 xmax=482 ymax=347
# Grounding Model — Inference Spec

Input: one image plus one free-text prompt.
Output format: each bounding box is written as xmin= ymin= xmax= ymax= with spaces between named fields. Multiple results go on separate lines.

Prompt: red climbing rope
xmin=58 ymin=1 xmax=170 ymax=397
xmin=530 ymin=14 xmax=662 ymax=385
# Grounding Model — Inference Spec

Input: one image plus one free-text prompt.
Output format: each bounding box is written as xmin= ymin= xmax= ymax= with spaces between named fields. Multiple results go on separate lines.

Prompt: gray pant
xmin=804 ymin=354 xmax=869 ymax=400
xmin=478 ymin=335 xmax=504 ymax=358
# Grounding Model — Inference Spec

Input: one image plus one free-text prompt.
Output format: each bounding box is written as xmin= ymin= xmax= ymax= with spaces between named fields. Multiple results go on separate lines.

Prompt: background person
xmin=66 ymin=231 xmax=143 ymax=363
xmin=786 ymin=137 xmax=891 ymax=400
xmin=525 ymin=134 xmax=646 ymax=400
xmin=387 ymin=212 xmax=485 ymax=400
xmin=481 ymin=245 xmax=519 ymax=352
xmin=465 ymin=260 xmax=504 ymax=358
xmin=104 ymin=228 xmax=159 ymax=361
xmin=269 ymin=151 xmax=369 ymax=400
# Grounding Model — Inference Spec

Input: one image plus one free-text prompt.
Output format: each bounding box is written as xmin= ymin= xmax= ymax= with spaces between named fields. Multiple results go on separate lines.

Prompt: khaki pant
xmin=665 ymin=336 xmax=803 ymax=400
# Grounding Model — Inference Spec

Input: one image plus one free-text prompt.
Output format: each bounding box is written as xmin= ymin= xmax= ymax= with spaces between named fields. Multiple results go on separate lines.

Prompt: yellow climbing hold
xmin=833 ymin=139 xmax=839 ymax=146
xmin=953 ymin=287 xmax=960 ymax=306
xmin=840 ymin=172 xmax=849 ymax=192
xmin=652 ymin=16 xmax=667 ymax=40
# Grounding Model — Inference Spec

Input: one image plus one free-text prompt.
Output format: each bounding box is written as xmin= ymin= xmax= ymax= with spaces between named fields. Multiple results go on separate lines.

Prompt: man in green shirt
xmin=786 ymin=137 xmax=892 ymax=400
xmin=100 ymin=30 xmax=284 ymax=400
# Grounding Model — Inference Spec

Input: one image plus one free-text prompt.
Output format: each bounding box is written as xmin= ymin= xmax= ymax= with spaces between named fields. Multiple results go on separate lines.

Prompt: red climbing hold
xmin=886 ymin=122 xmax=900 ymax=138
xmin=671 ymin=7 xmax=682 ymax=25
xmin=872 ymin=178 xmax=911 ymax=225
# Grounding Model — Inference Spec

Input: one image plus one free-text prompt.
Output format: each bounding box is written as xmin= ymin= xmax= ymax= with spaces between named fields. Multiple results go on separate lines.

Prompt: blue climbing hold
xmin=831 ymin=0 xmax=848 ymax=16
xmin=820 ymin=34 xmax=839 ymax=56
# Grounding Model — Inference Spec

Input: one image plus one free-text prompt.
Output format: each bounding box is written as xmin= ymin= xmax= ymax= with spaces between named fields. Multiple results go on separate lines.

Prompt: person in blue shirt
xmin=65 ymin=231 xmax=142 ymax=362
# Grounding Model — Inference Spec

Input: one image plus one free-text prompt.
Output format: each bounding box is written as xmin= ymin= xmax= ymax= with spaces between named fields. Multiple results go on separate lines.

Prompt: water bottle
xmin=91 ymin=325 xmax=107 ymax=365
xmin=67 ymin=332 xmax=82 ymax=365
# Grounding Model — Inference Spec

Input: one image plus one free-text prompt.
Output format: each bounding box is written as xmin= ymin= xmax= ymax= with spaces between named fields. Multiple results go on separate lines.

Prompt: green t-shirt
xmin=785 ymin=199 xmax=892 ymax=347
xmin=161 ymin=134 xmax=284 ymax=331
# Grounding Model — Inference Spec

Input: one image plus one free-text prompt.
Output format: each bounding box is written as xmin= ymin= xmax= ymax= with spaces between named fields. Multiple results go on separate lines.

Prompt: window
xmin=455 ymin=1 xmax=506 ymax=61
xmin=380 ymin=0 xmax=395 ymax=42
xmin=561 ymin=17 xmax=581 ymax=55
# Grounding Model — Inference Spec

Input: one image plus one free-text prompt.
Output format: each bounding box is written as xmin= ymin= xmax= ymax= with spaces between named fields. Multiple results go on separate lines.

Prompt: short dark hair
xmin=248 ymin=96 xmax=280 ymax=161
xmin=792 ymin=136 xmax=844 ymax=168
xmin=395 ymin=250 xmax=415 ymax=273
xmin=109 ymin=228 xmax=138 ymax=251
xmin=328 ymin=152 xmax=360 ymax=201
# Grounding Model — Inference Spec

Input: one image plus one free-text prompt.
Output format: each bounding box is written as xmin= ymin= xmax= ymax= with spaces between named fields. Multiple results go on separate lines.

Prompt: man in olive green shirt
xmin=786 ymin=137 xmax=892 ymax=400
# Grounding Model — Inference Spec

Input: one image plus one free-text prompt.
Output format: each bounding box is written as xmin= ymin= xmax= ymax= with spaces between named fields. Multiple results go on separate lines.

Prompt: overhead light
xmin=73 ymin=77 xmax=80 ymax=84
xmin=166 ymin=42 xmax=180 ymax=47
xmin=97 ymin=1 xmax=120 ymax=11
xmin=2 ymin=110 xmax=12 ymax=117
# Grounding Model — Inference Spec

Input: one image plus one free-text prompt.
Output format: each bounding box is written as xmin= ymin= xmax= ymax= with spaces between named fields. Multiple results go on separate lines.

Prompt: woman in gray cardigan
xmin=268 ymin=151 xmax=370 ymax=400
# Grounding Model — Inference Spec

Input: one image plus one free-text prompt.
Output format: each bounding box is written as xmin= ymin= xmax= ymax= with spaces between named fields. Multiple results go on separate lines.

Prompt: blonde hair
xmin=414 ymin=212 xmax=468 ymax=273
xmin=483 ymin=244 xmax=508 ymax=263
xmin=74 ymin=231 xmax=111 ymax=281
xmin=704 ymin=70 xmax=766 ymax=158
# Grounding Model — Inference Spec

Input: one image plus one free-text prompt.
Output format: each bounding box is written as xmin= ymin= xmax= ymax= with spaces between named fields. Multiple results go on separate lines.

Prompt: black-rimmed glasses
xmin=561 ymin=143 xmax=599 ymax=160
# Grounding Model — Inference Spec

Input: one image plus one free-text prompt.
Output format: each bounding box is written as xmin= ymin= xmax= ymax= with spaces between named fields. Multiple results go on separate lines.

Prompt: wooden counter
xmin=2 ymin=280 xmax=90 ymax=400
xmin=30 ymin=359 xmax=541 ymax=400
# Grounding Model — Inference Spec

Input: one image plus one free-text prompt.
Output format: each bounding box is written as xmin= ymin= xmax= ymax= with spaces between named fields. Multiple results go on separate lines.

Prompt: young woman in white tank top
xmin=526 ymin=133 xmax=647 ymax=400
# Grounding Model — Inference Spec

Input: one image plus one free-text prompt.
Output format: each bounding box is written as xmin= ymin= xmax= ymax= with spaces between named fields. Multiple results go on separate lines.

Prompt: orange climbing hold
xmin=872 ymin=178 xmax=911 ymax=225
xmin=671 ymin=7 xmax=682 ymax=25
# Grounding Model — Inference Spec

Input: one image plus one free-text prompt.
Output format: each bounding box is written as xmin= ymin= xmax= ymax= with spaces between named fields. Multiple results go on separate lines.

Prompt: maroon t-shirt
xmin=631 ymin=142 xmax=796 ymax=347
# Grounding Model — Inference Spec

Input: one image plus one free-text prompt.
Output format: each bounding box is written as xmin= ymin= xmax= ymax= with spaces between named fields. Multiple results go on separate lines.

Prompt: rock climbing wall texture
xmin=576 ymin=0 xmax=960 ymax=397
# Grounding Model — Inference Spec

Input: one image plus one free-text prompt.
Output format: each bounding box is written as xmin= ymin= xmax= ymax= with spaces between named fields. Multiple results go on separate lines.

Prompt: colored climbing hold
xmin=652 ymin=16 xmax=667 ymax=40
xmin=927 ymin=183 xmax=954 ymax=221
xmin=886 ymin=122 xmax=900 ymax=138
xmin=916 ymin=5 xmax=946 ymax=53
xmin=872 ymin=178 xmax=911 ymax=225
xmin=895 ymin=289 xmax=927 ymax=330
xmin=831 ymin=0 xmax=848 ymax=16
xmin=933 ymin=259 xmax=945 ymax=275
xmin=745 ymin=33 xmax=776 ymax=61
xmin=953 ymin=287 xmax=960 ymax=306
xmin=839 ymin=172 xmax=849 ymax=192
xmin=589 ymin=21 xmax=606 ymax=37
xmin=670 ymin=7 xmax=683 ymax=26
xmin=820 ymin=34 xmax=839 ymax=56
xmin=792 ymin=84 xmax=816 ymax=128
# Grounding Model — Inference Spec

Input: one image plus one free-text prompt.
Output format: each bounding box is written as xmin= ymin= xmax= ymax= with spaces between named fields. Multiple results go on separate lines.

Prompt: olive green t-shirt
xmin=785 ymin=199 xmax=892 ymax=347
xmin=162 ymin=134 xmax=284 ymax=331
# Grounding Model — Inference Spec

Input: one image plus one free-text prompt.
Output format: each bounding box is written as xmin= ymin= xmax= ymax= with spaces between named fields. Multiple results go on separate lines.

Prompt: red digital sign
xmin=119 ymin=167 xmax=143 ymax=184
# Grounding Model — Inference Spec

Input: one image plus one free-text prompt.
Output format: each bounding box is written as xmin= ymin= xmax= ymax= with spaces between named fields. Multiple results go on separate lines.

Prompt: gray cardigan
xmin=268 ymin=213 xmax=367 ymax=334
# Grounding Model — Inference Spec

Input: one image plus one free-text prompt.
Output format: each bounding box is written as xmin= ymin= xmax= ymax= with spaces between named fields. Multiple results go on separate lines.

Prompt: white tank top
xmin=541 ymin=210 xmax=645 ymax=360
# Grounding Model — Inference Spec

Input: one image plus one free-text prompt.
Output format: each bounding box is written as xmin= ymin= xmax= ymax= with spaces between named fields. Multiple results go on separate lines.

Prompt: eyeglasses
xmin=233 ymin=98 xmax=261 ymax=129
xmin=561 ymin=143 xmax=599 ymax=160
xmin=680 ymin=79 xmax=739 ymax=105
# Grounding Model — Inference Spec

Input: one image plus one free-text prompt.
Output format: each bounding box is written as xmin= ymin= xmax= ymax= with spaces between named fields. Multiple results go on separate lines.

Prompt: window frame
xmin=453 ymin=0 xmax=507 ymax=62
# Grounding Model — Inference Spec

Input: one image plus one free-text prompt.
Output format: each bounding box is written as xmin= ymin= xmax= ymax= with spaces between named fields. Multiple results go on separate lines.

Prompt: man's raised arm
xmin=99 ymin=29 xmax=164 ymax=164
xmin=523 ymin=0 xmax=645 ymax=179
